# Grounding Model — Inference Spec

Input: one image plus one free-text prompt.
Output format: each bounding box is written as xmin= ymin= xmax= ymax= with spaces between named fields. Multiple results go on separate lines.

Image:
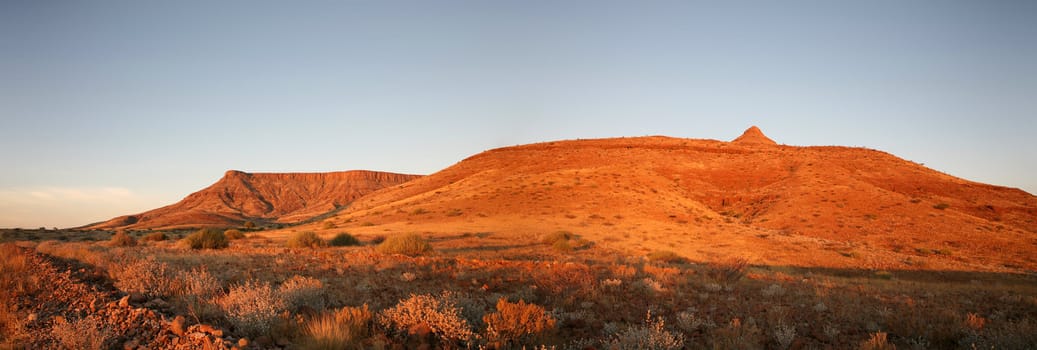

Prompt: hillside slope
xmin=303 ymin=127 xmax=1037 ymax=271
xmin=83 ymin=170 xmax=420 ymax=230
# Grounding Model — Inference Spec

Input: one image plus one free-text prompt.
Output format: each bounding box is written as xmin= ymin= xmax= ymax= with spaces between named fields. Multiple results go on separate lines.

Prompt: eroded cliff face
xmin=83 ymin=170 xmax=421 ymax=230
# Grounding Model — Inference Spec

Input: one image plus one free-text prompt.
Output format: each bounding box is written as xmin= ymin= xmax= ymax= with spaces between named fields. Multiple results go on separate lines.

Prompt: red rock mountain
xmin=297 ymin=127 xmax=1037 ymax=271
xmin=83 ymin=170 xmax=420 ymax=230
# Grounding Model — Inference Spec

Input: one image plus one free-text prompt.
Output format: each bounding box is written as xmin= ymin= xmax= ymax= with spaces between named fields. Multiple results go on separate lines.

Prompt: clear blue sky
xmin=2 ymin=1 xmax=1035 ymax=228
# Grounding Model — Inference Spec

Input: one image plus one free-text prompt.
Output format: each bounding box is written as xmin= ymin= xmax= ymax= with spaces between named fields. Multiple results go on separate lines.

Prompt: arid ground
xmin=3 ymin=128 xmax=1036 ymax=349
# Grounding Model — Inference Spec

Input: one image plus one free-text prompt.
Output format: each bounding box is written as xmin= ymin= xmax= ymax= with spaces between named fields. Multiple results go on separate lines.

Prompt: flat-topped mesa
xmin=731 ymin=126 xmax=777 ymax=145
xmin=82 ymin=169 xmax=422 ymax=230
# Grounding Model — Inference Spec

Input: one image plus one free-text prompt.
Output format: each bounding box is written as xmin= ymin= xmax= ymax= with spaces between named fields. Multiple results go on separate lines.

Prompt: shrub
xmin=175 ymin=267 xmax=223 ymax=298
xmin=278 ymin=275 xmax=325 ymax=311
xmin=287 ymin=231 xmax=327 ymax=249
xmin=300 ymin=305 xmax=372 ymax=349
xmin=110 ymin=257 xmax=176 ymax=297
xmin=180 ymin=228 xmax=229 ymax=250
xmin=552 ymin=239 xmax=572 ymax=253
xmin=109 ymin=231 xmax=136 ymax=247
xmin=50 ymin=316 xmax=110 ymax=350
xmin=483 ymin=298 xmax=556 ymax=346
xmin=218 ymin=280 xmax=286 ymax=336
xmin=541 ymin=231 xmax=573 ymax=245
xmin=376 ymin=234 xmax=432 ymax=256
xmin=141 ymin=232 xmax=167 ymax=242
xmin=608 ymin=311 xmax=684 ymax=350
xmin=377 ymin=292 xmax=474 ymax=343
xmin=647 ymin=250 xmax=686 ymax=264
xmin=329 ymin=232 xmax=361 ymax=247
xmin=224 ymin=229 xmax=246 ymax=240
xmin=707 ymin=258 xmax=748 ymax=288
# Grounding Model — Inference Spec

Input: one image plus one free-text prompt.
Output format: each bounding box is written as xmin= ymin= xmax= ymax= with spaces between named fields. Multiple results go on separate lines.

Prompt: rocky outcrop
xmin=731 ymin=125 xmax=777 ymax=145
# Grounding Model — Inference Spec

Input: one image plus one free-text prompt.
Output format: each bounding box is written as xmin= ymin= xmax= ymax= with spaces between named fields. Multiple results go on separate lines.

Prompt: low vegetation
xmin=287 ymin=231 xmax=326 ymax=249
xmin=141 ymin=232 xmax=167 ymax=242
xmin=329 ymin=232 xmax=361 ymax=247
xmin=223 ymin=229 xmax=246 ymax=240
xmin=180 ymin=228 xmax=229 ymax=250
xmin=2 ymin=233 xmax=1036 ymax=349
xmin=376 ymin=233 xmax=432 ymax=256
xmin=108 ymin=231 xmax=136 ymax=247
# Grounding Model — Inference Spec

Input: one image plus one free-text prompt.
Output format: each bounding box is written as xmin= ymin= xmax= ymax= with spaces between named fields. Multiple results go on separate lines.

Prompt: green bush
xmin=141 ymin=232 xmax=167 ymax=242
xmin=224 ymin=229 xmax=246 ymax=240
xmin=109 ymin=231 xmax=137 ymax=247
xmin=376 ymin=234 xmax=432 ymax=256
xmin=287 ymin=231 xmax=326 ymax=249
xmin=329 ymin=232 xmax=361 ymax=247
xmin=181 ymin=228 xmax=229 ymax=250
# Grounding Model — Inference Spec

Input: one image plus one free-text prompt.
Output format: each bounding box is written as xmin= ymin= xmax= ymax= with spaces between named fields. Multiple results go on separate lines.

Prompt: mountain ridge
xmin=82 ymin=170 xmax=421 ymax=230
xmin=298 ymin=129 xmax=1037 ymax=271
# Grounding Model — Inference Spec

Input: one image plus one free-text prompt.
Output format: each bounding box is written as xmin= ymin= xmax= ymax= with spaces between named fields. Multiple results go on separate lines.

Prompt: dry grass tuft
xmin=180 ymin=228 xmax=229 ymax=250
xmin=108 ymin=231 xmax=136 ymax=247
xmin=299 ymin=304 xmax=372 ymax=350
xmin=859 ymin=331 xmax=896 ymax=350
xmin=287 ymin=231 xmax=327 ymax=249
xmin=224 ymin=229 xmax=246 ymax=240
xmin=141 ymin=232 xmax=167 ymax=242
xmin=376 ymin=234 xmax=432 ymax=256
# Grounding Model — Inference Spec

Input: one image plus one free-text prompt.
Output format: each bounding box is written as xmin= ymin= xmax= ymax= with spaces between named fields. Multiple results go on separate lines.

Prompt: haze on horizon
xmin=2 ymin=1 xmax=1036 ymax=229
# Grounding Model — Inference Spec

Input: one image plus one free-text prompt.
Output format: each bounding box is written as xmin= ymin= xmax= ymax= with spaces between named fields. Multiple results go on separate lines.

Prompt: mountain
xmin=82 ymin=170 xmax=421 ymax=230
xmin=301 ymin=127 xmax=1037 ymax=272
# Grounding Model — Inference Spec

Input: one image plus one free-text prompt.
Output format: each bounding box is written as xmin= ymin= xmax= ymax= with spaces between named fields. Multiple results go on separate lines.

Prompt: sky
xmin=1 ymin=1 xmax=1035 ymax=228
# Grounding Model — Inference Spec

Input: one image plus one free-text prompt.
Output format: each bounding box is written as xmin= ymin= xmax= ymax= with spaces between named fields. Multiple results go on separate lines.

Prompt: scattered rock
xmin=237 ymin=338 xmax=249 ymax=348
xmin=118 ymin=295 xmax=131 ymax=308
